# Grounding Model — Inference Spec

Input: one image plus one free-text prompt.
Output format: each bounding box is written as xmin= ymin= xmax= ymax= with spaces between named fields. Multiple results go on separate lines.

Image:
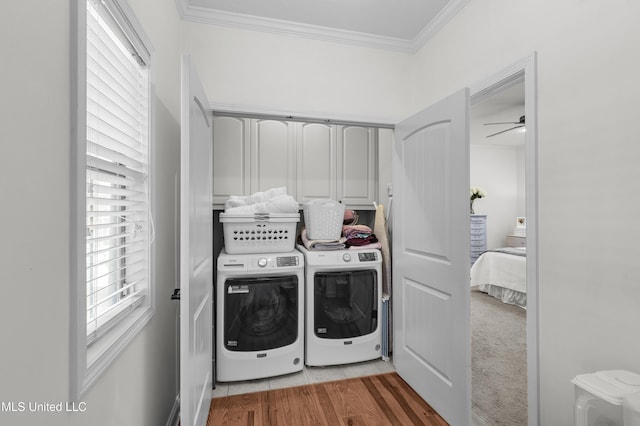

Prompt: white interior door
xmin=180 ymin=54 xmax=213 ymax=426
xmin=392 ymin=89 xmax=471 ymax=426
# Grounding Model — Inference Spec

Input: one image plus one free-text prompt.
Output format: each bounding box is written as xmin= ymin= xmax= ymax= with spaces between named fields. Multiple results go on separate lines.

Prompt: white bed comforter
xmin=471 ymin=247 xmax=527 ymax=306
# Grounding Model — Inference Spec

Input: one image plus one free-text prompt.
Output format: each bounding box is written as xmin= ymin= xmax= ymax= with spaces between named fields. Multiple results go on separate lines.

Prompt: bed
xmin=470 ymin=247 xmax=527 ymax=307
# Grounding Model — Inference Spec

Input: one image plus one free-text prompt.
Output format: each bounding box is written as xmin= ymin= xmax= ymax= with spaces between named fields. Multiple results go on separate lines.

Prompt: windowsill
xmin=77 ymin=304 xmax=153 ymax=399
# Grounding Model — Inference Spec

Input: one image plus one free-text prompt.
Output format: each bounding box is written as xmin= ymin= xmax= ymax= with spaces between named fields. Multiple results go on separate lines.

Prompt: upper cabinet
xmin=212 ymin=116 xmax=378 ymax=209
xmin=251 ymin=119 xmax=296 ymax=195
xmin=296 ymin=122 xmax=337 ymax=203
xmin=212 ymin=116 xmax=250 ymax=206
xmin=296 ymin=124 xmax=378 ymax=207
xmin=336 ymin=125 xmax=378 ymax=207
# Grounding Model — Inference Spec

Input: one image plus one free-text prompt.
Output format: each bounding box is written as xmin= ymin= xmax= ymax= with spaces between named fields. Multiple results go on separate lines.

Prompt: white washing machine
xmin=297 ymin=245 xmax=382 ymax=366
xmin=216 ymin=249 xmax=304 ymax=382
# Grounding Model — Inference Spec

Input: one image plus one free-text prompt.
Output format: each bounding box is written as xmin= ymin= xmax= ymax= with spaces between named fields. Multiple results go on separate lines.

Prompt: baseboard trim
xmin=166 ymin=394 xmax=180 ymax=426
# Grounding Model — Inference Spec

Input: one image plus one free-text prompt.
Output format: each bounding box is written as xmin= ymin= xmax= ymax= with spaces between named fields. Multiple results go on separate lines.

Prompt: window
xmin=71 ymin=0 xmax=154 ymax=398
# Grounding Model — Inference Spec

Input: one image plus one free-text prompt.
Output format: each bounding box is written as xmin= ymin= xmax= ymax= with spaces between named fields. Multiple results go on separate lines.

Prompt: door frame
xmin=469 ymin=53 xmax=538 ymax=425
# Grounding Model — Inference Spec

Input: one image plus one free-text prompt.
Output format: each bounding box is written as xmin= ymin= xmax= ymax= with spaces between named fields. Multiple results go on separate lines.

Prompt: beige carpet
xmin=471 ymin=289 xmax=527 ymax=425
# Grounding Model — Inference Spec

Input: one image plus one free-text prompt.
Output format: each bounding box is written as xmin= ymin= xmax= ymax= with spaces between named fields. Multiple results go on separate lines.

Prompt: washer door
xmin=314 ymin=270 xmax=378 ymax=339
xmin=224 ymin=276 xmax=298 ymax=351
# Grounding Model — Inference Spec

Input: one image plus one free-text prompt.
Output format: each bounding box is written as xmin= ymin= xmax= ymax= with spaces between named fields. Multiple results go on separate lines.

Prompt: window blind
xmin=85 ymin=1 xmax=150 ymax=344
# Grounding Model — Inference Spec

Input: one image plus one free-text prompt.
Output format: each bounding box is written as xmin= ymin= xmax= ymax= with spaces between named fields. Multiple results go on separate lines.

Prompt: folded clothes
xmin=346 ymin=235 xmax=378 ymax=246
xmin=348 ymin=242 xmax=382 ymax=250
xmin=300 ymin=228 xmax=346 ymax=251
xmin=347 ymin=233 xmax=373 ymax=239
xmin=342 ymin=224 xmax=372 ymax=237
xmin=342 ymin=224 xmax=378 ymax=248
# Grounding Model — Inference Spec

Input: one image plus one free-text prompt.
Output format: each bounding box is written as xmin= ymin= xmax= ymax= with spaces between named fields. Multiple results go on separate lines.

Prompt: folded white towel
xmin=224 ymin=187 xmax=291 ymax=211
xmin=300 ymin=228 xmax=346 ymax=251
xmin=224 ymin=204 xmax=257 ymax=214
xmin=225 ymin=194 xmax=299 ymax=214
xmin=266 ymin=194 xmax=300 ymax=213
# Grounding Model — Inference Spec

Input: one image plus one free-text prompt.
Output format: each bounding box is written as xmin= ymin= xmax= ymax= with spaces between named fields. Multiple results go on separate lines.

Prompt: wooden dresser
xmin=470 ymin=215 xmax=487 ymax=265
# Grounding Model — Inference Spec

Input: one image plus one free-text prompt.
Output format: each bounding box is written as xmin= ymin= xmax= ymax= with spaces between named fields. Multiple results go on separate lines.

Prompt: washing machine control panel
xmin=342 ymin=253 xmax=352 ymax=262
xmin=252 ymin=254 xmax=300 ymax=269
xmin=276 ymin=255 xmax=300 ymax=267
xmin=219 ymin=250 xmax=303 ymax=272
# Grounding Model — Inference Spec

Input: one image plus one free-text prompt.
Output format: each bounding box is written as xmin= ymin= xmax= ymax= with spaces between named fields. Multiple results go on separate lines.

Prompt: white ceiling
xmin=178 ymin=0 xmax=470 ymax=52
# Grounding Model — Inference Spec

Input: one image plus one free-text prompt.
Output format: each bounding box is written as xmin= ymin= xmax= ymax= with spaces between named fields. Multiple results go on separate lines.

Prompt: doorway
xmin=468 ymin=56 xmax=538 ymax=426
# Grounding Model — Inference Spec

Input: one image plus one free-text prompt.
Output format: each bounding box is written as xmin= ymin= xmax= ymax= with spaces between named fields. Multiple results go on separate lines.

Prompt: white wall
xmin=410 ymin=1 xmax=640 ymax=423
xmin=470 ymin=145 xmax=521 ymax=248
xmin=516 ymin=144 xmax=526 ymax=216
xmin=470 ymin=94 xmax=526 ymax=244
xmin=0 ymin=1 xmax=183 ymax=425
xmin=181 ymin=22 xmax=414 ymax=124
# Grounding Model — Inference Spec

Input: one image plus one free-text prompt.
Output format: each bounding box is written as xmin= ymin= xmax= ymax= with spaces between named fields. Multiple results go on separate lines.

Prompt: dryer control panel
xmin=358 ymin=252 xmax=378 ymax=262
xmin=297 ymin=245 xmax=381 ymax=267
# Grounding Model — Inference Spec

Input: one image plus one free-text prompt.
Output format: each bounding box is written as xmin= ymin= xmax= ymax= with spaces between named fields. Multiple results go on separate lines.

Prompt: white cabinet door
xmin=337 ymin=125 xmax=378 ymax=207
xmin=393 ymin=89 xmax=470 ymax=426
xmin=250 ymin=119 xmax=296 ymax=195
xmin=212 ymin=116 xmax=250 ymax=206
xmin=180 ymin=54 xmax=213 ymax=426
xmin=212 ymin=117 xmax=380 ymax=209
xmin=296 ymin=122 xmax=337 ymax=203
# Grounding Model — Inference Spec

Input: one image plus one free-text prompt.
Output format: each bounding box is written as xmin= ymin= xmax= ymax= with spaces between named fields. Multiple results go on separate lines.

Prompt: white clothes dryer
xmin=216 ymin=249 xmax=304 ymax=382
xmin=297 ymin=245 xmax=382 ymax=367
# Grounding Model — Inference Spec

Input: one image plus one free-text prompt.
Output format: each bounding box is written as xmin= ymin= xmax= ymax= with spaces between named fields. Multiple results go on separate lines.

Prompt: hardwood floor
xmin=208 ymin=372 xmax=448 ymax=425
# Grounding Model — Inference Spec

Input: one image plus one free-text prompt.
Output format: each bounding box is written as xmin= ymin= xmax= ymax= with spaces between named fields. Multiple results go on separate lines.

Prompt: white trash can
xmin=623 ymin=393 xmax=640 ymax=426
xmin=572 ymin=370 xmax=640 ymax=426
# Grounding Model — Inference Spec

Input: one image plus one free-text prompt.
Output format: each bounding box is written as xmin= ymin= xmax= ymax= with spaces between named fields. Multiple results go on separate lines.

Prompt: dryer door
xmin=314 ymin=270 xmax=378 ymax=339
xmin=224 ymin=276 xmax=299 ymax=351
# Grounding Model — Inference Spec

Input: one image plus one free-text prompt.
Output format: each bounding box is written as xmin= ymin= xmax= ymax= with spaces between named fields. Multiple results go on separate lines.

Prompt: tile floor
xmin=212 ymin=358 xmax=396 ymax=398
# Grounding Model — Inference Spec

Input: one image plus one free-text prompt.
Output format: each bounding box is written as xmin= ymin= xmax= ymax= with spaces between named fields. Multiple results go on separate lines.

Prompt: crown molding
xmin=412 ymin=0 xmax=471 ymax=52
xmin=174 ymin=0 xmax=470 ymax=54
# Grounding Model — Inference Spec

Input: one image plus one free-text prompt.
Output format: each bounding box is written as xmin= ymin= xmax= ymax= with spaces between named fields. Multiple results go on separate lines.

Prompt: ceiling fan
xmin=484 ymin=115 xmax=525 ymax=138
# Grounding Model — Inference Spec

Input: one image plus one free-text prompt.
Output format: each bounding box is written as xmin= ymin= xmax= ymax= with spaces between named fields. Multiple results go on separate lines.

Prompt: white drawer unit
xmin=470 ymin=214 xmax=487 ymax=265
